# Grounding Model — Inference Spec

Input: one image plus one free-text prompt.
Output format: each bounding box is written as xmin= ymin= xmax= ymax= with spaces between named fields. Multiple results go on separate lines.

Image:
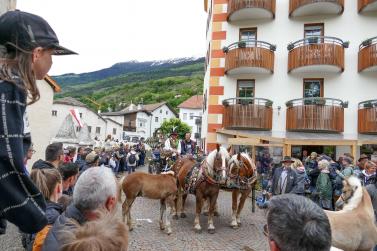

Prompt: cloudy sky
xmin=17 ymin=0 xmax=208 ymax=75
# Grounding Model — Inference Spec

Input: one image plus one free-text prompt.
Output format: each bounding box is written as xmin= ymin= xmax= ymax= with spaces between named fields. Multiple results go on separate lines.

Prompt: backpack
xmin=128 ymin=153 xmax=137 ymax=165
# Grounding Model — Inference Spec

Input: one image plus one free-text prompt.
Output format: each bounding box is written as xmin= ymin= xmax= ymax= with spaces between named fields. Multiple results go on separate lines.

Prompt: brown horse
xmin=119 ymin=172 xmax=177 ymax=235
xmin=225 ymin=152 xmax=257 ymax=228
xmin=176 ymin=145 xmax=230 ymax=233
xmin=325 ymin=176 xmax=377 ymax=251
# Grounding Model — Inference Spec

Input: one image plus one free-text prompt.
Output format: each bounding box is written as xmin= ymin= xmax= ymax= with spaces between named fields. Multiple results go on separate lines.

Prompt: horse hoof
xmin=208 ymin=228 xmax=216 ymax=234
xmin=166 ymin=229 xmax=172 ymax=235
xmin=173 ymin=215 xmax=179 ymax=220
xmin=203 ymin=212 xmax=209 ymax=216
xmin=128 ymin=226 xmax=134 ymax=231
xmin=180 ymin=213 xmax=187 ymax=218
xmin=194 ymin=228 xmax=202 ymax=234
xmin=237 ymin=222 xmax=242 ymax=227
xmin=214 ymin=212 xmax=220 ymax=217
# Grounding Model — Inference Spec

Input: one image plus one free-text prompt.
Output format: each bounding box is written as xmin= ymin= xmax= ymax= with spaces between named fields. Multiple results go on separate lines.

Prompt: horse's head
xmin=335 ymin=176 xmax=363 ymax=211
xmin=208 ymin=144 xmax=230 ymax=184
xmin=229 ymin=152 xmax=255 ymax=178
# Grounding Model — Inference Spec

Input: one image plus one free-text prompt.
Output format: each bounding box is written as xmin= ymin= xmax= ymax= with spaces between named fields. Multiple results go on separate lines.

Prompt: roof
xmin=178 ymin=95 xmax=203 ymax=109
xmin=44 ymin=75 xmax=61 ymax=93
xmin=101 ymin=102 xmax=178 ymax=117
xmin=54 ymin=97 xmax=87 ymax=107
xmin=104 ymin=118 xmax=123 ymax=127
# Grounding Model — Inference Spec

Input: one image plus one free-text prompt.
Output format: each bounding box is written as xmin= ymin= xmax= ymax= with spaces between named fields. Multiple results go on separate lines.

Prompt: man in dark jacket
xmin=271 ymin=156 xmax=298 ymax=195
xmin=179 ymin=132 xmax=197 ymax=156
xmin=32 ymin=142 xmax=64 ymax=169
xmin=42 ymin=167 xmax=117 ymax=251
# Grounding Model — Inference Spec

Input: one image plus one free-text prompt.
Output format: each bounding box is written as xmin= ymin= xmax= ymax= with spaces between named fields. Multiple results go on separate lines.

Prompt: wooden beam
xmin=286 ymin=144 xmax=292 ymax=156
xmin=252 ymin=146 xmax=256 ymax=162
xmin=284 ymin=139 xmax=356 ymax=146
xmin=351 ymin=143 xmax=357 ymax=165
xmin=228 ymin=138 xmax=260 ymax=145
xmin=217 ymin=129 xmax=284 ymax=143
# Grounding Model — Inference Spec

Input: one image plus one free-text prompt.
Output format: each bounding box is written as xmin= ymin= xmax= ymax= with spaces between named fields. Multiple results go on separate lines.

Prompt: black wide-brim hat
xmin=281 ymin=156 xmax=294 ymax=163
xmin=0 ymin=10 xmax=77 ymax=55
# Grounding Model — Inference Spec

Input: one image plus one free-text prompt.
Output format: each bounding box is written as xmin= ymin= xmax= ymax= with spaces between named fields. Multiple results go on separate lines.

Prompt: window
xmin=88 ymin=126 xmax=92 ymax=133
xmin=76 ymin=127 xmax=81 ymax=132
xmin=79 ymin=113 xmax=83 ymax=118
xmin=96 ymin=127 xmax=101 ymax=134
xmin=166 ymin=111 xmax=168 ymax=115
xmin=52 ymin=110 xmax=57 ymax=116
xmin=160 ymin=109 xmax=162 ymax=114
xmin=304 ymin=23 xmax=324 ymax=38
xmin=190 ymin=113 xmax=194 ymax=120
xmin=113 ymin=128 xmax=117 ymax=135
xmin=303 ymin=79 xmax=324 ymax=98
xmin=155 ymin=117 xmax=159 ymax=123
xmin=237 ymin=80 xmax=255 ymax=98
xmin=140 ymin=122 xmax=143 ymax=127
xmin=239 ymin=28 xmax=257 ymax=41
xmin=183 ymin=113 xmax=187 ymax=120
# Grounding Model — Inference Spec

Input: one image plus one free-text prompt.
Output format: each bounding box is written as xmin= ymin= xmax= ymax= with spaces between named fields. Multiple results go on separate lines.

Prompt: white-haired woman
xmin=316 ymin=160 xmax=333 ymax=210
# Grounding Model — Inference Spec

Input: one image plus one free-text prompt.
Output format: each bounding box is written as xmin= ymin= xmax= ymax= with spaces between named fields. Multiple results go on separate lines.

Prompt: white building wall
xmin=150 ymin=104 xmax=177 ymax=135
xmin=27 ymin=80 xmax=54 ymax=167
xmin=179 ymin=107 xmax=203 ymax=139
xmin=51 ymin=104 xmax=107 ymax=141
xmin=105 ymin=119 xmax=123 ymax=141
xmin=205 ymin=1 xmax=377 ymax=139
xmin=136 ymin=112 xmax=152 ymax=139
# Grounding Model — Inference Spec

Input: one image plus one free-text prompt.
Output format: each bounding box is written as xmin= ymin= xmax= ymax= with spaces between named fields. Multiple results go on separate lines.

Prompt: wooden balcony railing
xmin=358 ymin=37 xmax=377 ymax=72
xmin=222 ymin=97 xmax=273 ymax=130
xmin=224 ymin=40 xmax=276 ymax=74
xmin=358 ymin=0 xmax=377 ymax=12
xmin=286 ymin=97 xmax=347 ymax=133
xmin=289 ymin=0 xmax=344 ymax=17
xmin=358 ymin=100 xmax=377 ymax=134
xmin=227 ymin=0 xmax=276 ymax=21
xmin=287 ymin=36 xmax=348 ymax=73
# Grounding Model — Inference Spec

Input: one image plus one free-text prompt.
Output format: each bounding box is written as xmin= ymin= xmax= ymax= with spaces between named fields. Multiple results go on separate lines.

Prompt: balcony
xmin=358 ymin=37 xmax=377 ymax=72
xmin=286 ymin=97 xmax=347 ymax=133
xmin=358 ymin=100 xmax=377 ymax=134
xmin=287 ymin=36 xmax=348 ymax=73
xmin=359 ymin=0 xmax=377 ymax=13
xmin=227 ymin=0 xmax=276 ymax=22
xmin=224 ymin=40 xmax=276 ymax=75
xmin=289 ymin=0 xmax=344 ymax=17
xmin=222 ymin=97 xmax=273 ymax=130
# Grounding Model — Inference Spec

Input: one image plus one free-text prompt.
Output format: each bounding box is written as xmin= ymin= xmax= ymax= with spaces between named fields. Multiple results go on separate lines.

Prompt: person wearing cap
xmin=358 ymin=154 xmax=369 ymax=170
xmin=80 ymin=151 xmax=99 ymax=174
xmin=336 ymin=156 xmax=354 ymax=179
xmin=0 ymin=10 xmax=76 ymax=234
xmin=270 ymin=156 xmax=298 ymax=196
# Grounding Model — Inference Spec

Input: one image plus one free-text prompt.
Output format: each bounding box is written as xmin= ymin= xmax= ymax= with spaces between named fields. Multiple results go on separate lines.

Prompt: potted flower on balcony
xmin=286 ymin=101 xmax=293 ymax=107
xmin=270 ymin=44 xmax=277 ymax=52
xmin=240 ymin=98 xmax=250 ymax=106
xmin=342 ymin=101 xmax=349 ymax=108
xmin=314 ymin=98 xmax=326 ymax=105
xmin=222 ymin=100 xmax=229 ymax=107
xmin=304 ymin=98 xmax=314 ymax=105
xmin=343 ymin=41 xmax=350 ymax=48
xmin=363 ymin=102 xmax=373 ymax=108
xmin=287 ymin=43 xmax=294 ymax=51
xmin=222 ymin=46 xmax=229 ymax=53
xmin=265 ymin=100 xmax=273 ymax=107
xmin=238 ymin=41 xmax=246 ymax=48
xmin=362 ymin=38 xmax=372 ymax=48
xmin=308 ymin=36 xmax=319 ymax=45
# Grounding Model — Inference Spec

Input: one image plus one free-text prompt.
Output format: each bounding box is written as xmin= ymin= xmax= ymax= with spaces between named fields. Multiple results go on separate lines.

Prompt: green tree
xmin=160 ymin=118 xmax=191 ymax=139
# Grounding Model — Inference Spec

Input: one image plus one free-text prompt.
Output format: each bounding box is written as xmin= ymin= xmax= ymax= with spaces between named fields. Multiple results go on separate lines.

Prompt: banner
xmin=69 ymin=108 xmax=84 ymax=128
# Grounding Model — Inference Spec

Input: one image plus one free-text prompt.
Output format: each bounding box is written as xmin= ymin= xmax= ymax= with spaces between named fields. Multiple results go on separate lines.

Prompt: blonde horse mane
xmin=161 ymin=171 xmax=175 ymax=176
xmin=342 ymin=176 xmax=363 ymax=211
xmin=206 ymin=146 xmax=230 ymax=176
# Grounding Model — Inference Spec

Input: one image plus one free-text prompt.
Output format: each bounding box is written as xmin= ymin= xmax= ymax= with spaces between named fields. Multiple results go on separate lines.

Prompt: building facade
xmin=101 ymin=102 xmax=177 ymax=140
xmin=27 ymin=76 xmax=61 ymax=168
xmin=202 ymin=0 xmax=377 ymax=160
xmin=52 ymin=97 xmax=123 ymax=141
xmin=178 ymin=95 xmax=203 ymax=140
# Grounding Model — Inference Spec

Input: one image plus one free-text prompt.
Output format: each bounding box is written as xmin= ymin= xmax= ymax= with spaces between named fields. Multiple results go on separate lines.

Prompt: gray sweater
xmin=366 ymin=184 xmax=377 ymax=221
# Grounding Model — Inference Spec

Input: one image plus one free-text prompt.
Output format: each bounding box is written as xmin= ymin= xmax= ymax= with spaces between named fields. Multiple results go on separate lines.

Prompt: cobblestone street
xmin=0 ymin=166 xmax=269 ymax=251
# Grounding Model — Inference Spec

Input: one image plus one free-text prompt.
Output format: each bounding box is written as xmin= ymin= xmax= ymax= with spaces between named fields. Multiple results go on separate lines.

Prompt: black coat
xmin=271 ymin=167 xmax=298 ymax=195
xmin=0 ymin=79 xmax=47 ymax=234
xmin=42 ymin=204 xmax=86 ymax=251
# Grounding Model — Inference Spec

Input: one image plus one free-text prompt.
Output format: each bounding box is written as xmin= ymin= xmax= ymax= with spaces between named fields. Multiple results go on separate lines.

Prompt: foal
xmin=325 ymin=176 xmax=377 ymax=251
xmin=119 ymin=172 xmax=177 ymax=235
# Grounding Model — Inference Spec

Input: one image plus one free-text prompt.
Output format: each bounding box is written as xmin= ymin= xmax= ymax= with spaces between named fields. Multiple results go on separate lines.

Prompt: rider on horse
xmin=163 ymin=130 xmax=179 ymax=160
xmin=178 ymin=132 xmax=197 ymax=157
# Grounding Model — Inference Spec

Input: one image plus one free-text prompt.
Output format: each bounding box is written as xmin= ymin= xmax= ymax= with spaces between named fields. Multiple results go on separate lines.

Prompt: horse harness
xmin=225 ymin=158 xmax=257 ymax=190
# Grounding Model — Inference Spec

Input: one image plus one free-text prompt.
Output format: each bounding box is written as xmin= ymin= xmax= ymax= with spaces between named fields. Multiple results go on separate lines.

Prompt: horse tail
xmin=118 ymin=175 xmax=126 ymax=203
